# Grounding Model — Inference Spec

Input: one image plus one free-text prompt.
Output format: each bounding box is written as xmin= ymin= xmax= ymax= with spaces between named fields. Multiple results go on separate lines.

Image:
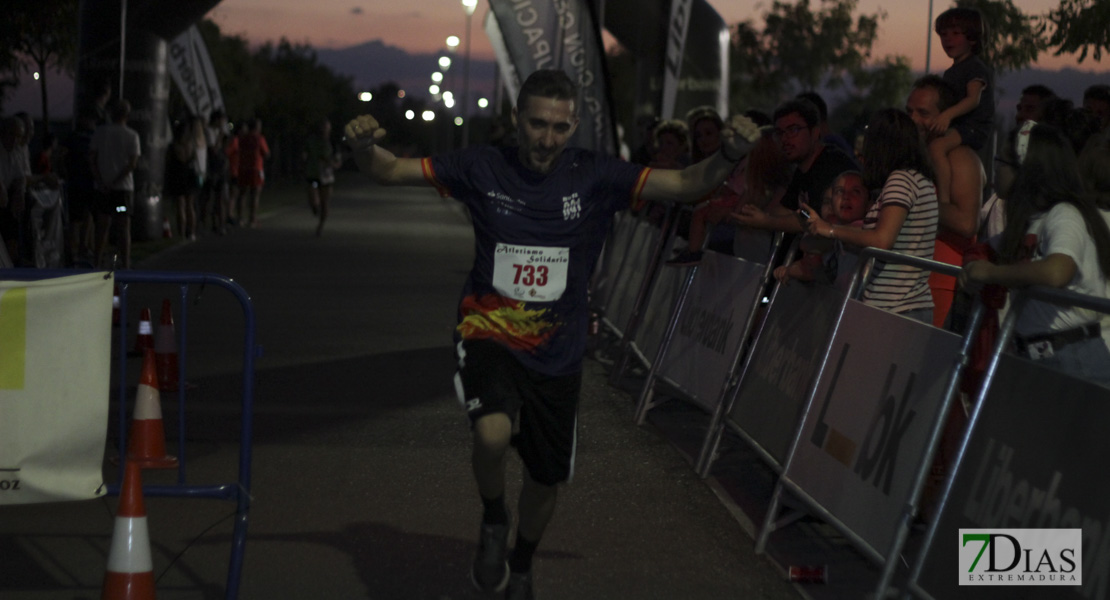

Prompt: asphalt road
xmin=0 ymin=172 xmax=807 ymax=599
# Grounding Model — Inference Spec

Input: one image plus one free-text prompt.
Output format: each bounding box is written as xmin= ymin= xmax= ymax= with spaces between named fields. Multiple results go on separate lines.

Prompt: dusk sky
xmin=205 ymin=0 xmax=1109 ymax=73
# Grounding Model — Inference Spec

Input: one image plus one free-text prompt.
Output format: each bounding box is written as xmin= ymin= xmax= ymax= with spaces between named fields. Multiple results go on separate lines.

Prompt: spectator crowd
xmin=2 ymin=8 xmax=1108 ymax=390
xmin=622 ymin=8 xmax=1110 ymax=390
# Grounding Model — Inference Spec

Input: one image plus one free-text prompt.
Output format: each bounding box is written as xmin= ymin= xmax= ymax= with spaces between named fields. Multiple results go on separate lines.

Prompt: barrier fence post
xmin=902 ymin=283 xmax=1110 ymax=599
xmin=594 ymin=212 xmax=639 ymax=319
xmin=633 ymin=260 xmax=699 ymax=424
xmin=874 ymin=288 xmax=986 ymax=597
xmin=900 ymin=295 xmax=1022 ymax=599
xmin=743 ymin=247 xmax=1017 ymax=600
xmin=609 ymin=205 xmax=681 ymax=386
xmin=694 ymin=235 xmax=789 ymax=477
xmin=753 ymin=259 xmax=862 ymax=555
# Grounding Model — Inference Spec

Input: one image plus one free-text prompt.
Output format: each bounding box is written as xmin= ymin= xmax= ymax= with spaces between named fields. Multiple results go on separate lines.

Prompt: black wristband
xmin=720 ymin=144 xmax=743 ymax=164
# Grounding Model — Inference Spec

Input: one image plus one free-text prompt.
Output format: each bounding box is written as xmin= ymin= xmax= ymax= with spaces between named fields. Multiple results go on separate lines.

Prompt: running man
xmin=344 ymin=69 xmax=759 ymax=599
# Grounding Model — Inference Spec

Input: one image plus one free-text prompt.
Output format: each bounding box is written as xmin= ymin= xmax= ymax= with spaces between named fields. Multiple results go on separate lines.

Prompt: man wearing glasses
xmin=734 ymin=99 xmax=858 ymax=234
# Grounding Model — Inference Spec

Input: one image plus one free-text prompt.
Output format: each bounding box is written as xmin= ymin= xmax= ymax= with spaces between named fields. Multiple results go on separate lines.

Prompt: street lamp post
xmin=461 ymin=0 xmax=477 ymax=148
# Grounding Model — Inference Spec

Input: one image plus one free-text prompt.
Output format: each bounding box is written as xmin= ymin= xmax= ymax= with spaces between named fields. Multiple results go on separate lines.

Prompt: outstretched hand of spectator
xmin=773 ymin=265 xmax=792 ymax=286
xmin=732 ymin=203 xmax=766 ymax=228
xmin=344 ymin=115 xmax=387 ymax=152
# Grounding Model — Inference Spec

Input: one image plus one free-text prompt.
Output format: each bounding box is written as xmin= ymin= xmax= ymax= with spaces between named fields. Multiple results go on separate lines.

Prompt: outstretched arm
xmin=639 ymin=115 xmax=761 ymax=204
xmin=344 ymin=115 xmax=429 ymax=187
xmin=958 ymin=255 xmax=1077 ymax=293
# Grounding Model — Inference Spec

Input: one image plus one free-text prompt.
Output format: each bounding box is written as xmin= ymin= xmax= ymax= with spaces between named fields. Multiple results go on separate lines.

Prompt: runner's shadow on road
xmin=238 ymin=522 xmax=581 ymax=600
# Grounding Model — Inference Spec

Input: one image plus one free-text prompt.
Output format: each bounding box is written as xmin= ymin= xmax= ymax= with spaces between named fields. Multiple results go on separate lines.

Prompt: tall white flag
xmin=168 ymin=25 xmax=225 ymax=118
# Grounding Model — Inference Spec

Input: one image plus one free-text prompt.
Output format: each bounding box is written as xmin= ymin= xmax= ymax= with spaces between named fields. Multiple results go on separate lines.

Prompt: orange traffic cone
xmin=127 ymin=348 xmax=177 ymax=469
xmin=101 ymin=460 xmax=156 ymax=600
xmin=131 ymin=307 xmax=154 ymax=357
xmin=162 ymin=217 xmax=172 ymax=239
xmin=154 ymin=299 xmax=179 ymax=393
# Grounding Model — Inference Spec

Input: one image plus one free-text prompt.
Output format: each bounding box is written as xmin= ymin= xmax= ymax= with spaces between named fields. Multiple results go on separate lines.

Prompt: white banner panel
xmin=729 ymin=282 xmax=843 ymax=466
xmin=593 ymin=212 xmax=635 ymax=313
xmin=787 ymin=300 xmax=960 ymax=557
xmin=632 ymin=252 xmax=684 ymax=367
xmin=656 ymin=252 xmax=764 ymax=411
xmin=0 ymin=273 xmax=112 ymax=504
xmin=915 ymin=354 xmax=1110 ymax=599
xmin=602 ymin=220 xmax=659 ymax=337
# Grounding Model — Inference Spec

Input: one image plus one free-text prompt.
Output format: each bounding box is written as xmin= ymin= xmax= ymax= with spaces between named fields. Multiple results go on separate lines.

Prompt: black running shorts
xmin=455 ymin=339 xmax=581 ymax=486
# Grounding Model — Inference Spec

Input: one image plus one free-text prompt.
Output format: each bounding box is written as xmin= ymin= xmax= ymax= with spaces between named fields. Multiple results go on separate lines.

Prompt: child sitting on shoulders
xmin=930 ymin=7 xmax=995 ymax=206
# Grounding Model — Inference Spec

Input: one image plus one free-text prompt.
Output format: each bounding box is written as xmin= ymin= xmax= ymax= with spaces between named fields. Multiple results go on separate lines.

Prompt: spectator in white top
xmin=960 ymin=124 xmax=1110 ymax=387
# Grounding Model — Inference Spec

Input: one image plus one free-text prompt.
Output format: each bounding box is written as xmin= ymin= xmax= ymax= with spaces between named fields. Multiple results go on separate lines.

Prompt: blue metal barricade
xmin=0 ymin=268 xmax=257 ymax=600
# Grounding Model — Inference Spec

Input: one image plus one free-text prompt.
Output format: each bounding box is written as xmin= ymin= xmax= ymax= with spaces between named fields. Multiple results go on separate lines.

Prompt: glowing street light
xmin=358 ymin=92 xmax=373 ymax=102
xmin=439 ymin=56 xmax=452 ymax=70
xmin=477 ymin=97 xmax=489 ymax=109
xmin=430 ymin=84 xmax=441 ymax=95
xmin=446 ymin=36 xmax=460 ymax=49
xmin=455 ymin=116 xmax=464 ymax=126
xmin=422 ymin=110 xmax=436 ymax=122
xmin=405 ymin=110 xmax=415 ymax=120
xmin=431 ymin=72 xmax=444 ymax=83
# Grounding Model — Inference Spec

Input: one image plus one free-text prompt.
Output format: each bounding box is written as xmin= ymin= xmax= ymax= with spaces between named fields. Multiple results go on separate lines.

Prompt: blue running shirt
xmin=427 ymin=145 xmax=650 ymax=376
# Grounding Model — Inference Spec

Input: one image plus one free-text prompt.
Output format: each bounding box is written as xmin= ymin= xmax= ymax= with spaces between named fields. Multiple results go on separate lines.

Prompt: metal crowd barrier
xmin=606 ymin=204 xmax=682 ymax=386
xmin=632 ymin=234 xmax=782 ymax=425
xmin=900 ymin=282 xmax=1110 ymax=600
xmin=749 ymin=247 xmax=985 ymax=599
xmin=0 ymin=268 xmax=258 ymax=600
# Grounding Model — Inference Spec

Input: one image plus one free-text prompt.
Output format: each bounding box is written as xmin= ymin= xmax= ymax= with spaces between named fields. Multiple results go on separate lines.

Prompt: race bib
xmin=492 ymin=243 xmax=569 ymax=302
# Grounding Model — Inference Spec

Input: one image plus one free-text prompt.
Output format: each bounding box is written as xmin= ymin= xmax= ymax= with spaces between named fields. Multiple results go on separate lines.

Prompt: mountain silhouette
xmin=315 ymin=39 xmax=499 ymax=102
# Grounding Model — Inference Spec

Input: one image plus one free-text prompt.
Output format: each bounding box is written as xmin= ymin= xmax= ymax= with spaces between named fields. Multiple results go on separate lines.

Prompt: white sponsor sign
xmin=787 ymin=300 xmax=960 ymax=556
xmin=657 ymin=251 xmax=763 ymax=411
xmin=0 ymin=273 xmax=112 ymax=504
xmin=603 ymin=220 xmax=658 ymax=336
xmin=914 ymin=354 xmax=1110 ymax=600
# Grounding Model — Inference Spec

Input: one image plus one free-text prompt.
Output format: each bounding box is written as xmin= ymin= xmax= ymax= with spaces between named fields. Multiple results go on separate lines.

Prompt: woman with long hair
xmin=960 ymin=124 xmax=1110 ymax=385
xmin=800 ymin=108 xmax=939 ymax=322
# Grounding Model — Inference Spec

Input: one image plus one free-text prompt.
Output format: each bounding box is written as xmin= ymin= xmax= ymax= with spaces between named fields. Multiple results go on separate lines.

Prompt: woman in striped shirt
xmin=800 ymin=108 xmax=939 ymax=322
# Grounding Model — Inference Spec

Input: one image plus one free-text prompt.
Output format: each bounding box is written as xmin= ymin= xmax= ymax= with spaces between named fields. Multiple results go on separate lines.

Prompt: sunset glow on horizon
xmin=206 ymin=0 xmax=1109 ymax=73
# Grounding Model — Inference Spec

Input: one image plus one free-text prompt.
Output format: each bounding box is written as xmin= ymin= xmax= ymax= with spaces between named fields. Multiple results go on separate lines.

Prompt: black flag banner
xmin=487 ymin=0 xmax=617 ymax=154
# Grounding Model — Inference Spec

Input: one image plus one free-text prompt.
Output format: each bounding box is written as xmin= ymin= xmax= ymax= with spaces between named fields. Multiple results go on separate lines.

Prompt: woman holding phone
xmin=800 ymin=109 xmax=939 ymax=323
